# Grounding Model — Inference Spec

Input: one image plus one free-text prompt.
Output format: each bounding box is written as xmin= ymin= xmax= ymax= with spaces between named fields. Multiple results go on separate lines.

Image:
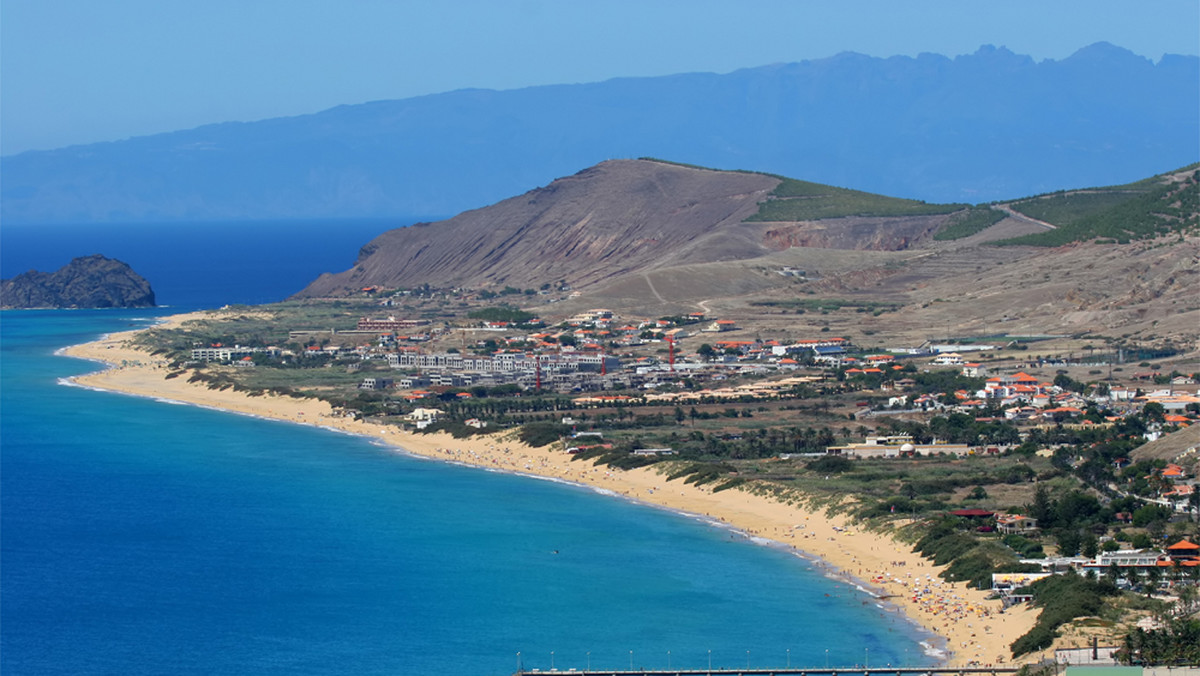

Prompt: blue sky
xmin=2 ymin=0 xmax=1197 ymax=155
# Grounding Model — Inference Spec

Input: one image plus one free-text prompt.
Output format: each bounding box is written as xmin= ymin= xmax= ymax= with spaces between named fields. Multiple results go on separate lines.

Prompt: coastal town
xmin=188 ymin=306 xmax=1197 ymax=453
xmin=6 ymin=8 xmax=1197 ymax=675
xmin=141 ymin=293 xmax=1200 ymax=667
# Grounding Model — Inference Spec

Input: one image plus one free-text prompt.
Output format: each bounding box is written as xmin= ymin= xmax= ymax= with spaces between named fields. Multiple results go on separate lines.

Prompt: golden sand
xmin=61 ymin=312 xmax=1045 ymax=667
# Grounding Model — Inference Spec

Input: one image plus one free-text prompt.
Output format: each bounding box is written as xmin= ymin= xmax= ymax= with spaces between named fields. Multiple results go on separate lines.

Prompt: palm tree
xmin=1176 ymin=583 xmax=1198 ymax=616
xmin=1144 ymin=566 xmax=1162 ymax=597
xmin=1105 ymin=561 xmax=1121 ymax=585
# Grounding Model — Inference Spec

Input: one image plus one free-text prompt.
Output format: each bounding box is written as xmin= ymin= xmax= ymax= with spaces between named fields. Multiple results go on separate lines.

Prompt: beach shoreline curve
xmin=58 ymin=311 xmax=1043 ymax=668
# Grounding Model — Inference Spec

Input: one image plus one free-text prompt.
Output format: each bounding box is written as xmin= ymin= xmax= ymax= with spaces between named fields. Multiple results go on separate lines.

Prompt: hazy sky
xmin=2 ymin=0 xmax=1197 ymax=155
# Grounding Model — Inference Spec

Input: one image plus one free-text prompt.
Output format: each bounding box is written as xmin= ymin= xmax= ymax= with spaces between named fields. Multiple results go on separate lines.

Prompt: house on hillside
xmin=407 ymin=407 xmax=443 ymax=429
xmin=358 ymin=377 xmax=393 ymax=390
xmin=962 ymin=362 xmax=987 ymax=378
xmin=705 ymin=319 xmax=738 ymax=332
xmin=996 ymin=514 xmax=1038 ymax=534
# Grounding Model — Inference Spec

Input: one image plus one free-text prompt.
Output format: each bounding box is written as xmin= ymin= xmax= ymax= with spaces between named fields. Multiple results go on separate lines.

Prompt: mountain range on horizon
xmin=2 ymin=41 xmax=1197 ymax=225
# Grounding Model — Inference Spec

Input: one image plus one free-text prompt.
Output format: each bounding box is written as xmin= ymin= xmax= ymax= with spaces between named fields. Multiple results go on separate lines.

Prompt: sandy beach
xmin=61 ymin=311 xmax=1043 ymax=667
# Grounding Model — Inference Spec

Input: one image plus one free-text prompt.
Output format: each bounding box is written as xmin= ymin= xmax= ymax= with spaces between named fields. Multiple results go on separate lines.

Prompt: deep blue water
xmin=1 ymin=222 xmax=936 ymax=674
xmin=1 ymin=219 xmax=414 ymax=308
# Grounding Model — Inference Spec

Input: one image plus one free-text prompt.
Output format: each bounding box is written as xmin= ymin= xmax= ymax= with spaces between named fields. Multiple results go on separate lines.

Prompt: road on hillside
xmin=993 ymin=204 xmax=1057 ymax=230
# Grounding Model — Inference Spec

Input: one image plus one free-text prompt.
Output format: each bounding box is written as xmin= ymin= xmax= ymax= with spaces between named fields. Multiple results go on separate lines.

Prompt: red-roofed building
xmin=1162 ymin=464 xmax=1187 ymax=479
xmin=715 ymin=340 xmax=756 ymax=353
xmin=984 ymin=371 xmax=1055 ymax=403
xmin=1166 ymin=540 xmax=1200 ymax=562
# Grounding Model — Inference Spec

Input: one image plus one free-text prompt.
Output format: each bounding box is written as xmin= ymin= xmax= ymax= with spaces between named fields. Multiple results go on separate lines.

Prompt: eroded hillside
xmin=295 ymin=159 xmax=1200 ymax=353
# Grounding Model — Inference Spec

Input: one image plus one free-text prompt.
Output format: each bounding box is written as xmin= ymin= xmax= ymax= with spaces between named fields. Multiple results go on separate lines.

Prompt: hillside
xmin=3 ymin=43 xmax=1196 ymax=223
xmin=297 ymin=161 xmax=781 ymax=294
xmin=294 ymin=159 xmax=977 ymax=296
xmin=998 ymin=165 xmax=1199 ymax=245
xmin=295 ymin=159 xmax=1200 ymax=353
xmin=1131 ymin=425 xmax=1200 ymax=463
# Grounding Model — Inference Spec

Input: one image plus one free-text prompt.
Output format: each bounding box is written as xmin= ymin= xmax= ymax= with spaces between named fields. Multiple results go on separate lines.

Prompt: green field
xmin=933 ymin=206 xmax=1008 ymax=240
xmin=748 ymin=178 xmax=964 ymax=221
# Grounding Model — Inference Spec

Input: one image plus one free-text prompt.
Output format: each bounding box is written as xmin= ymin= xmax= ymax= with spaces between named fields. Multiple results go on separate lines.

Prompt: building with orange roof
xmin=1161 ymin=464 xmax=1187 ymax=478
xmin=714 ymin=340 xmax=756 ymax=352
xmin=1166 ymin=539 xmax=1200 ymax=561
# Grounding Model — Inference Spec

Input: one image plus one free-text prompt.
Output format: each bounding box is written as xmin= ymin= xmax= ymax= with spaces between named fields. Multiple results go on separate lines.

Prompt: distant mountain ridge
xmin=3 ymin=42 xmax=1196 ymax=224
xmin=1 ymin=255 xmax=156 ymax=309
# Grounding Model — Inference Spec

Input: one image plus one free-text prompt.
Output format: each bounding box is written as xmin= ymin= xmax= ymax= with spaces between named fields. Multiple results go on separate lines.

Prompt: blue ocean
xmin=1 ymin=222 xmax=935 ymax=675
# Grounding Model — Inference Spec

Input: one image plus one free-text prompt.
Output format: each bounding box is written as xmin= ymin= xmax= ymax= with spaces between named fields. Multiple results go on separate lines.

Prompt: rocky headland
xmin=1 ymin=254 xmax=156 ymax=309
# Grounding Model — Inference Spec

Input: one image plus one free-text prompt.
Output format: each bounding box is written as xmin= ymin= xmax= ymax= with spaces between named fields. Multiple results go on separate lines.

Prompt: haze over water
xmin=1 ymin=223 xmax=935 ymax=675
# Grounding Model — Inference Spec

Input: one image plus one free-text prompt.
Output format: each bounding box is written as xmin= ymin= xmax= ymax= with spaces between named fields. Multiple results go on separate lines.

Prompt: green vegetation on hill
xmin=934 ymin=206 xmax=1007 ymax=240
xmin=1014 ymin=191 xmax=1143 ymax=225
xmin=998 ymin=166 xmax=1199 ymax=246
xmin=638 ymin=157 xmax=966 ymax=221
xmin=1010 ymin=573 xmax=1122 ymax=656
xmin=748 ymin=178 xmax=964 ymax=221
xmin=467 ymin=306 xmax=537 ymax=323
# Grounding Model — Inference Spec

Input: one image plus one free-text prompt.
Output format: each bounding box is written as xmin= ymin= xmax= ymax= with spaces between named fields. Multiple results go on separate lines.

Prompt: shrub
xmin=518 ymin=422 xmax=569 ymax=447
xmin=806 ymin=455 xmax=854 ymax=473
xmin=1011 ymin=573 xmax=1119 ymax=657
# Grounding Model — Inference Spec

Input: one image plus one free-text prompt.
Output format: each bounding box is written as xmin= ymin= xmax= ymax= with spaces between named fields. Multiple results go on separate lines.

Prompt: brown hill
xmin=1131 ymin=425 xmax=1200 ymax=464
xmin=294 ymin=159 xmax=1199 ymax=353
xmin=295 ymin=159 xmax=962 ymax=297
xmin=298 ymin=160 xmax=783 ymax=294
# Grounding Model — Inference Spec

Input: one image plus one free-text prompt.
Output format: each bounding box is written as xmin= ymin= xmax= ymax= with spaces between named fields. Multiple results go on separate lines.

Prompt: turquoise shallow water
xmin=1 ymin=309 xmax=936 ymax=675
